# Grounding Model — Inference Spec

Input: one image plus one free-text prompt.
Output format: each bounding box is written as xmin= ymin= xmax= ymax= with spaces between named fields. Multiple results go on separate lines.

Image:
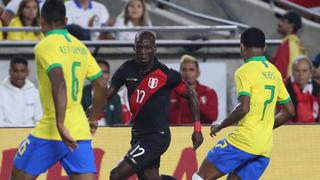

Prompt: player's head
xmin=292 ymin=56 xmax=312 ymax=88
xmin=180 ymin=54 xmax=200 ymax=86
xmin=9 ymin=56 xmax=29 ymax=88
xmin=97 ymin=59 xmax=111 ymax=81
xmin=276 ymin=11 xmax=302 ymax=36
xmin=134 ymin=30 xmax=157 ymax=66
xmin=240 ymin=27 xmax=266 ymax=60
xmin=40 ymin=0 xmax=67 ymax=34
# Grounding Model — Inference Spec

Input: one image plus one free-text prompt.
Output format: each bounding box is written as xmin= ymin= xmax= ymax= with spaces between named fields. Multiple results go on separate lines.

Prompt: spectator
xmin=272 ymin=11 xmax=307 ymax=78
xmin=285 ymin=56 xmax=320 ymax=123
xmin=169 ymin=55 xmax=218 ymax=124
xmin=0 ymin=0 xmax=45 ymax=26
xmin=7 ymin=0 xmax=44 ymax=40
xmin=65 ymin=0 xmax=110 ymax=40
xmin=0 ymin=19 xmax=3 ymax=40
xmin=312 ymin=53 xmax=320 ymax=86
xmin=82 ymin=59 xmax=123 ymax=126
xmin=0 ymin=56 xmax=42 ymax=127
xmin=110 ymin=0 xmax=151 ymax=40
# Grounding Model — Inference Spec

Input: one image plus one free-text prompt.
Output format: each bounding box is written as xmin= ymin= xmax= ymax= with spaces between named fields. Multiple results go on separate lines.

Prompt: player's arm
xmin=274 ymin=101 xmax=295 ymax=129
xmin=88 ymin=77 xmax=118 ymax=134
xmin=179 ymin=83 xmax=203 ymax=150
xmin=210 ymin=95 xmax=250 ymax=136
xmin=48 ymin=67 xmax=78 ymax=150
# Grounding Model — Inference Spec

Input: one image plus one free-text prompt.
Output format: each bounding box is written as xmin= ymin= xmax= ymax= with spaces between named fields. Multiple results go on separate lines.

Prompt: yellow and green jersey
xmin=31 ymin=29 xmax=102 ymax=140
xmin=227 ymin=56 xmax=291 ymax=157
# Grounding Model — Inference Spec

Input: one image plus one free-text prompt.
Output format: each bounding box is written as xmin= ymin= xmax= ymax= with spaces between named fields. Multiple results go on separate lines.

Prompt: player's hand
xmin=210 ymin=122 xmax=222 ymax=137
xmin=57 ymin=124 xmax=78 ymax=150
xmin=86 ymin=105 xmax=92 ymax=117
xmin=89 ymin=120 xmax=98 ymax=136
xmin=192 ymin=131 xmax=203 ymax=151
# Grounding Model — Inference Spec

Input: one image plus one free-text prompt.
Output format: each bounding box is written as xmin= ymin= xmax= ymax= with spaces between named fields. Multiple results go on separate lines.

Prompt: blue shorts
xmin=207 ymin=139 xmax=270 ymax=180
xmin=13 ymin=135 xmax=96 ymax=176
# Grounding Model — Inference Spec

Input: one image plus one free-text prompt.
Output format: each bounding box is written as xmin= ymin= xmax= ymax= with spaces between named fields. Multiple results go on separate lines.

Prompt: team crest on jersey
xmin=148 ymin=77 xmax=158 ymax=89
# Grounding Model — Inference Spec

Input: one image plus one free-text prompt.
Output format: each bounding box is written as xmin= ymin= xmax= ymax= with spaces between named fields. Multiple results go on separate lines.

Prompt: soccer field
xmin=0 ymin=126 xmax=319 ymax=179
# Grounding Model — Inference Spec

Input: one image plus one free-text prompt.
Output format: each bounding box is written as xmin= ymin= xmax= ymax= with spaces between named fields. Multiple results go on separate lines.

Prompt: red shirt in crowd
xmin=169 ymin=81 xmax=218 ymax=124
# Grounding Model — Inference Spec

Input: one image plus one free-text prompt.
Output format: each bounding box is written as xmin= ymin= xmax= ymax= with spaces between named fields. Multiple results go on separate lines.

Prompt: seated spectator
xmin=7 ymin=0 xmax=44 ymax=40
xmin=272 ymin=11 xmax=307 ymax=78
xmin=312 ymin=53 xmax=320 ymax=86
xmin=1 ymin=0 xmax=45 ymax=26
xmin=109 ymin=0 xmax=151 ymax=40
xmin=65 ymin=0 xmax=110 ymax=40
xmin=81 ymin=59 xmax=123 ymax=126
xmin=0 ymin=56 xmax=42 ymax=127
xmin=169 ymin=55 xmax=218 ymax=124
xmin=0 ymin=19 xmax=3 ymax=40
xmin=285 ymin=56 xmax=320 ymax=123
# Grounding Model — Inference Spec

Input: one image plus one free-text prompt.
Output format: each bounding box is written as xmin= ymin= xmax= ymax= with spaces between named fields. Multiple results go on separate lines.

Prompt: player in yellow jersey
xmin=10 ymin=0 xmax=107 ymax=179
xmin=192 ymin=28 xmax=295 ymax=180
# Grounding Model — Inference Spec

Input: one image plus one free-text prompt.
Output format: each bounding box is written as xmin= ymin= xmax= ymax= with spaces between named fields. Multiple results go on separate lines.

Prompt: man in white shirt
xmin=65 ymin=0 xmax=109 ymax=39
xmin=0 ymin=56 xmax=42 ymax=127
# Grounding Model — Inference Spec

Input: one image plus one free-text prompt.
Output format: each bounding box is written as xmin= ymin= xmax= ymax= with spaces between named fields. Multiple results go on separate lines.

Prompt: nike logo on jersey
xmin=126 ymin=78 xmax=138 ymax=81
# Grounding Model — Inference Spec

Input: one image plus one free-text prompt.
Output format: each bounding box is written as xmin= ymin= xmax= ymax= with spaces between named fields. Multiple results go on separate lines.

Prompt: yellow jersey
xmin=31 ymin=29 xmax=102 ymax=140
xmin=7 ymin=17 xmax=44 ymax=41
xmin=227 ymin=56 xmax=291 ymax=157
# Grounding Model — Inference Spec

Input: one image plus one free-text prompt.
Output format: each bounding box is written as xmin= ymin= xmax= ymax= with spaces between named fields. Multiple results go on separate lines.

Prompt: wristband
xmin=194 ymin=121 xmax=202 ymax=132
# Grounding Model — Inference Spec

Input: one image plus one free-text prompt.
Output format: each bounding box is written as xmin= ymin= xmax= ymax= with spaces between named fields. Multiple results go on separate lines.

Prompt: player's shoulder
xmin=197 ymin=82 xmax=216 ymax=93
xmin=155 ymin=59 xmax=174 ymax=74
xmin=34 ymin=36 xmax=53 ymax=52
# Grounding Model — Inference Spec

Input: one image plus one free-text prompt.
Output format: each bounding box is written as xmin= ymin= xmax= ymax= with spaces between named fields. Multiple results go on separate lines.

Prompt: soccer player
xmin=192 ymin=27 xmax=295 ymax=180
xmin=96 ymin=30 xmax=203 ymax=180
xmin=10 ymin=0 xmax=107 ymax=179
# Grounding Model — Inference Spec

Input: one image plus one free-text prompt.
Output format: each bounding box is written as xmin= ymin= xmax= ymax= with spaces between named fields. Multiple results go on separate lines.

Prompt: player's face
xmin=128 ymin=0 xmax=144 ymax=21
xmin=99 ymin=63 xmax=110 ymax=81
xmin=134 ymin=38 xmax=156 ymax=66
xmin=277 ymin=19 xmax=293 ymax=36
xmin=292 ymin=60 xmax=312 ymax=87
xmin=312 ymin=66 xmax=320 ymax=86
xmin=9 ymin=63 xmax=29 ymax=88
xmin=22 ymin=0 xmax=38 ymax=21
xmin=180 ymin=61 xmax=200 ymax=85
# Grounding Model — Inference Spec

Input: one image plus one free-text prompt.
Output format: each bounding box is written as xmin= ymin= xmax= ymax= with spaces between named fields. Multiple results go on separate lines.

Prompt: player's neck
xmin=138 ymin=60 xmax=154 ymax=74
xmin=44 ymin=26 xmax=66 ymax=35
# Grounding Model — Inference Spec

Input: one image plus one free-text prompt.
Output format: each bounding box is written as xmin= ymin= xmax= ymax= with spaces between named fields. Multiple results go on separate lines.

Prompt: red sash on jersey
xmin=129 ymin=69 xmax=168 ymax=119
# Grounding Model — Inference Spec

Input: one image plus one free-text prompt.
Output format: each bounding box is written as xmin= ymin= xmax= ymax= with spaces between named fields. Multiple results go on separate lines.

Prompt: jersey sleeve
xmin=111 ymin=64 xmax=126 ymax=90
xmin=167 ymin=69 xmax=188 ymax=95
xmin=235 ymin=69 xmax=252 ymax=98
xmin=86 ymin=53 xmax=102 ymax=81
xmin=35 ymin=43 xmax=63 ymax=74
xmin=277 ymin=72 xmax=291 ymax=104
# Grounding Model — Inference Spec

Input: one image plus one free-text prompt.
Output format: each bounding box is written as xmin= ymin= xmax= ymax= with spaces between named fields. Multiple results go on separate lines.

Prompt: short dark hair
xmin=41 ymin=0 xmax=66 ymax=24
xmin=240 ymin=27 xmax=265 ymax=48
xmin=10 ymin=56 xmax=28 ymax=67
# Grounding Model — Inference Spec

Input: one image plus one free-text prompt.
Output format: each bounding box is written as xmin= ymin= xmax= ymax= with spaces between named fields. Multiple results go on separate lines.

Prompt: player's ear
xmin=262 ymin=45 xmax=267 ymax=53
xmin=64 ymin=18 xmax=68 ymax=27
xmin=240 ymin=43 xmax=245 ymax=52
